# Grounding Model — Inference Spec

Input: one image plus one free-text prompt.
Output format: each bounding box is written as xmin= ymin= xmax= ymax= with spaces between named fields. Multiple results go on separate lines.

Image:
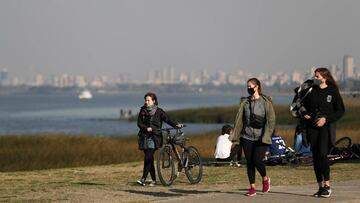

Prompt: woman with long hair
xmin=231 ymin=78 xmax=276 ymax=196
xmin=136 ymin=92 xmax=182 ymax=186
xmin=302 ymin=67 xmax=345 ymax=198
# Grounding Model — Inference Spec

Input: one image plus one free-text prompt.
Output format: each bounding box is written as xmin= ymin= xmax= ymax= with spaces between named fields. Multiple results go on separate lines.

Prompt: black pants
xmin=142 ymin=149 xmax=156 ymax=181
xmin=215 ymin=144 xmax=243 ymax=164
xmin=307 ymin=126 xmax=330 ymax=183
xmin=231 ymin=144 xmax=243 ymax=162
xmin=241 ymin=138 xmax=268 ymax=184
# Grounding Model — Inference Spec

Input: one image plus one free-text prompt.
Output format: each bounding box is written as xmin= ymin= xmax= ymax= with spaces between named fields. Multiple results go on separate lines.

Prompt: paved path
xmin=157 ymin=180 xmax=360 ymax=203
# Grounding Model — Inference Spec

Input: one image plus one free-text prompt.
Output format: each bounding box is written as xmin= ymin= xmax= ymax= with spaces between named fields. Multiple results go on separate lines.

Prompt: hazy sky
xmin=1 ymin=0 xmax=360 ymax=80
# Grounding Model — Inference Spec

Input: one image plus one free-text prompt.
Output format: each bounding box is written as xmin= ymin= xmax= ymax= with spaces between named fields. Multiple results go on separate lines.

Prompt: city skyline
xmin=1 ymin=0 xmax=360 ymax=80
xmin=1 ymin=55 xmax=358 ymax=88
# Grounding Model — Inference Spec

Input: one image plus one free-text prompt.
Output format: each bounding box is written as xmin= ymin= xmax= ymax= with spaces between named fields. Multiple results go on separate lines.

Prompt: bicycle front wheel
xmin=157 ymin=146 xmax=176 ymax=186
xmin=184 ymin=146 xmax=203 ymax=184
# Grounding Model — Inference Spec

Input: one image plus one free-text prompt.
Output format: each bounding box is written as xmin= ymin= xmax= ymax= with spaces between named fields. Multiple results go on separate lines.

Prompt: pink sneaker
xmin=263 ymin=177 xmax=271 ymax=193
xmin=246 ymin=187 xmax=256 ymax=196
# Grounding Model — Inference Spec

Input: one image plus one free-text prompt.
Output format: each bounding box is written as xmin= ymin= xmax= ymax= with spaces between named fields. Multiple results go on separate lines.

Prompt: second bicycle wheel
xmin=157 ymin=146 xmax=176 ymax=186
xmin=184 ymin=146 xmax=203 ymax=184
xmin=329 ymin=136 xmax=352 ymax=155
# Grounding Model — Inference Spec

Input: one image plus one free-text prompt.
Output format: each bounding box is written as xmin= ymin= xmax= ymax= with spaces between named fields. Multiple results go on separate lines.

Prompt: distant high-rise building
xmin=179 ymin=72 xmax=189 ymax=84
xmin=200 ymin=68 xmax=210 ymax=84
xmin=34 ymin=74 xmax=45 ymax=86
xmin=292 ymin=71 xmax=303 ymax=84
xmin=0 ymin=68 xmax=9 ymax=85
xmin=168 ymin=67 xmax=175 ymax=83
xmin=343 ymin=55 xmax=355 ymax=80
xmin=329 ymin=64 xmax=340 ymax=80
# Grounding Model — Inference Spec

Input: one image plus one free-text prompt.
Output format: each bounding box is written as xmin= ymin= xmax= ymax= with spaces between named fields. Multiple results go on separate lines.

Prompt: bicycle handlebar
xmin=160 ymin=124 xmax=187 ymax=132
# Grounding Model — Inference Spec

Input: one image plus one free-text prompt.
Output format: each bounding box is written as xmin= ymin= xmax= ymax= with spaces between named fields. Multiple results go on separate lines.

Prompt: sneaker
xmin=149 ymin=180 xmax=156 ymax=187
xmin=319 ymin=185 xmax=332 ymax=198
xmin=235 ymin=162 xmax=241 ymax=167
xmin=136 ymin=179 xmax=146 ymax=186
xmin=246 ymin=187 xmax=256 ymax=196
xmin=313 ymin=187 xmax=324 ymax=197
xmin=263 ymin=177 xmax=271 ymax=193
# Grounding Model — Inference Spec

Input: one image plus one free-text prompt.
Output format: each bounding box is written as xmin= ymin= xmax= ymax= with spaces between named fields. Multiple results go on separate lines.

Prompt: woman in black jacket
xmin=302 ymin=67 xmax=345 ymax=198
xmin=136 ymin=92 xmax=182 ymax=186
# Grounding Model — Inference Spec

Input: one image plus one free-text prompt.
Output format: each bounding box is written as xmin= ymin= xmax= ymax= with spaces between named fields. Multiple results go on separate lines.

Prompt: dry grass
xmin=0 ymin=135 xmax=142 ymax=172
xmin=0 ymin=127 xmax=358 ymax=172
xmin=0 ymin=161 xmax=359 ymax=202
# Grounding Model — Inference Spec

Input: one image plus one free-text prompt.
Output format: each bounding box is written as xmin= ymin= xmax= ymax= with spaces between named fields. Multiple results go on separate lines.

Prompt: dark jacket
xmin=302 ymin=84 xmax=345 ymax=146
xmin=230 ymin=94 xmax=276 ymax=145
xmin=137 ymin=106 xmax=178 ymax=149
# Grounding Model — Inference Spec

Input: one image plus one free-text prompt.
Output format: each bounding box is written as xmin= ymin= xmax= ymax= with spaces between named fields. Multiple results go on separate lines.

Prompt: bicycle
xmin=328 ymin=136 xmax=360 ymax=162
xmin=265 ymin=136 xmax=359 ymax=167
xmin=264 ymin=144 xmax=313 ymax=167
xmin=156 ymin=125 xmax=203 ymax=186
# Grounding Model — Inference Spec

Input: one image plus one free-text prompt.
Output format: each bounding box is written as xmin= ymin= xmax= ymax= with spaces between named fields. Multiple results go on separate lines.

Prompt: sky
xmin=1 ymin=0 xmax=360 ymax=81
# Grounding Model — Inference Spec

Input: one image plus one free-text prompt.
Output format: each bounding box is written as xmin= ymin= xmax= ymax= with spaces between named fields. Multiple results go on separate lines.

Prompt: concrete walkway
xmin=157 ymin=179 xmax=360 ymax=203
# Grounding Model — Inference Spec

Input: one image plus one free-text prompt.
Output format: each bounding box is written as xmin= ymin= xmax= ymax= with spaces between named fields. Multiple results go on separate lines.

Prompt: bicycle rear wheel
xmin=184 ymin=146 xmax=203 ymax=184
xmin=157 ymin=146 xmax=176 ymax=186
xmin=329 ymin=136 xmax=352 ymax=155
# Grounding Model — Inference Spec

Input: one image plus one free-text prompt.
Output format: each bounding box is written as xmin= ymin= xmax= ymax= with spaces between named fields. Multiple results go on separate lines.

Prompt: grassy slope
xmin=0 ymin=161 xmax=359 ymax=202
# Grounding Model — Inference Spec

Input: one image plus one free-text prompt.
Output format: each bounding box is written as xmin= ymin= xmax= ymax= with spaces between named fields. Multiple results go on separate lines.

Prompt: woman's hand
xmin=147 ymin=127 xmax=153 ymax=132
xmin=304 ymin=114 xmax=311 ymax=120
xmin=176 ymin=124 xmax=183 ymax=128
xmin=316 ymin=117 xmax=326 ymax=127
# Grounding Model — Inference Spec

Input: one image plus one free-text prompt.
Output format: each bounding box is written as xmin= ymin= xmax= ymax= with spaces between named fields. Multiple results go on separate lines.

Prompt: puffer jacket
xmin=230 ymin=94 xmax=276 ymax=145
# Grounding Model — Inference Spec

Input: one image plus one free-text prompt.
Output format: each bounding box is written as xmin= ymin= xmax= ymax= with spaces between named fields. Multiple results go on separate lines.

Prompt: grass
xmin=0 ymin=161 xmax=359 ymax=202
xmin=0 ymin=135 xmax=142 ymax=172
xmin=0 ymin=128 xmax=358 ymax=172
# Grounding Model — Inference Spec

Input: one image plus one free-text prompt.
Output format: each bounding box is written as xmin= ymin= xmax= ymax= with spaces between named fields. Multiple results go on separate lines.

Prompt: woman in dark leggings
xmin=303 ymin=67 xmax=345 ymax=198
xmin=231 ymin=78 xmax=276 ymax=196
xmin=136 ymin=92 xmax=182 ymax=186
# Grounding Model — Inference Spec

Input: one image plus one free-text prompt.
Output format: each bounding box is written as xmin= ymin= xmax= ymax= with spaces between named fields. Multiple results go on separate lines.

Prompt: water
xmin=0 ymin=92 xmax=292 ymax=136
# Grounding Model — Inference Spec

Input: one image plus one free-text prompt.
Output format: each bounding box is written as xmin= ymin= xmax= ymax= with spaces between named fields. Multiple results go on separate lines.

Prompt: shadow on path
xmin=268 ymin=191 xmax=312 ymax=197
xmin=123 ymin=190 xmax=182 ymax=198
xmin=169 ymin=189 xmax=221 ymax=195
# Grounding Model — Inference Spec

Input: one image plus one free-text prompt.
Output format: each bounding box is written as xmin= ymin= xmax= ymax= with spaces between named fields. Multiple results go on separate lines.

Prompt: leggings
xmin=307 ymin=126 xmax=330 ymax=183
xmin=142 ymin=149 xmax=156 ymax=181
xmin=241 ymin=138 xmax=268 ymax=184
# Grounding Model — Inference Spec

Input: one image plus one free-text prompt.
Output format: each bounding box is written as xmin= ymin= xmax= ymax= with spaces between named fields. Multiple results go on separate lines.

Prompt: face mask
xmin=247 ymin=87 xmax=255 ymax=95
xmin=312 ymin=79 xmax=322 ymax=86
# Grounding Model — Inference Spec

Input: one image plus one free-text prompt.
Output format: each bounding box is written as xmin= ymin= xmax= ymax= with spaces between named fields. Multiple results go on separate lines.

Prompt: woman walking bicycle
xmin=302 ymin=67 xmax=345 ymax=198
xmin=231 ymin=78 xmax=276 ymax=196
xmin=136 ymin=92 xmax=183 ymax=186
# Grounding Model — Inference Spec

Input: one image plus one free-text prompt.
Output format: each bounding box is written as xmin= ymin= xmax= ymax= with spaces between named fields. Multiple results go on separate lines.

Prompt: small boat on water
xmin=78 ymin=90 xmax=93 ymax=99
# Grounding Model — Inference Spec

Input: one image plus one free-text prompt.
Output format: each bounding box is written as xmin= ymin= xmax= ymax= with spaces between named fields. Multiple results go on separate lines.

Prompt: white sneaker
xmin=149 ymin=180 xmax=156 ymax=187
xmin=136 ymin=179 xmax=146 ymax=186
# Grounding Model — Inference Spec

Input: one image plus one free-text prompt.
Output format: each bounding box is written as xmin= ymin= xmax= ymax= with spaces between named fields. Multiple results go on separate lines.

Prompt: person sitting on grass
xmin=214 ymin=124 xmax=242 ymax=167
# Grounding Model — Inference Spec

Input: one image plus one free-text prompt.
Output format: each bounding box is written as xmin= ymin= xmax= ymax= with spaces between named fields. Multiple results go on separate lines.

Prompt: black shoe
xmin=319 ymin=185 xmax=332 ymax=198
xmin=313 ymin=187 xmax=324 ymax=197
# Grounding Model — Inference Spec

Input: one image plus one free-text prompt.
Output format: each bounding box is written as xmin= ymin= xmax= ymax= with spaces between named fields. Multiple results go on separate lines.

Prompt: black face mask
xmin=247 ymin=87 xmax=255 ymax=95
xmin=312 ymin=79 xmax=322 ymax=86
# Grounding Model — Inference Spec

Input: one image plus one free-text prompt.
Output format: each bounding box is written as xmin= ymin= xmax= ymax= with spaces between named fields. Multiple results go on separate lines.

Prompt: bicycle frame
xmin=162 ymin=127 xmax=188 ymax=169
